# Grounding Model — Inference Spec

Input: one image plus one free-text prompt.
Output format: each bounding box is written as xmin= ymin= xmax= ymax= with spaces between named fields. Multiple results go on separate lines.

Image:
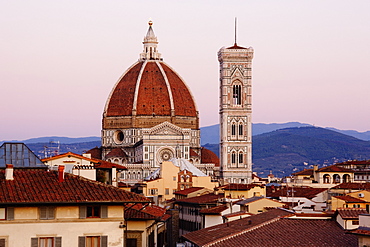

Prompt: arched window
xmin=233 ymin=85 xmax=242 ymax=105
xmin=333 ymin=174 xmax=341 ymax=183
xmin=343 ymin=174 xmax=351 ymax=183
xmin=239 ymin=152 xmax=243 ymax=164
xmin=323 ymin=174 xmax=330 ymax=184
xmin=231 ymin=152 xmax=236 ymax=164
xmin=231 ymin=124 xmax=236 ymax=136
xmin=239 ymin=124 xmax=243 ymax=136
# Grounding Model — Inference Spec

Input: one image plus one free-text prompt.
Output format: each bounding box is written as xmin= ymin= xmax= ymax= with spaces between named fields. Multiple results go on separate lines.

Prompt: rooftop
xmin=337 ymin=208 xmax=368 ymax=219
xmin=267 ymin=186 xmax=327 ymax=199
xmin=174 ymin=187 xmax=206 ymax=196
xmin=182 ymin=208 xmax=293 ymax=246
xmin=0 ymin=169 xmax=148 ymax=205
xmin=176 ymin=193 xmax=223 ymax=205
xmin=216 ymin=183 xmax=264 ymax=191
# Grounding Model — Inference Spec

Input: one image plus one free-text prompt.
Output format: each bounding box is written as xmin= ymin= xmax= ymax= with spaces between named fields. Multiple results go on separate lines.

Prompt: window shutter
xmin=55 ymin=237 xmax=62 ymax=247
xmin=78 ymin=237 xmax=85 ymax=247
xmin=31 ymin=238 xmax=38 ymax=247
xmin=7 ymin=207 xmax=14 ymax=221
xmin=101 ymin=236 xmax=108 ymax=247
xmin=48 ymin=207 xmax=55 ymax=219
xmin=0 ymin=239 xmax=5 ymax=247
xmin=40 ymin=207 xmax=47 ymax=219
xmin=101 ymin=205 xmax=108 ymax=218
xmin=79 ymin=206 xmax=86 ymax=219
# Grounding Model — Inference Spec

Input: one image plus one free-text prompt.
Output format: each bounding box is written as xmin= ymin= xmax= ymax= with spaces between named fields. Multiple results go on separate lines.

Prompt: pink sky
xmin=1 ymin=0 xmax=370 ymax=141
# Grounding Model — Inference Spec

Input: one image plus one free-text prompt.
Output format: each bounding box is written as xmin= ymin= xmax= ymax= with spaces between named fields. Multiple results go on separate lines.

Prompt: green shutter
xmin=7 ymin=207 xmax=14 ymax=221
xmin=31 ymin=238 xmax=38 ymax=247
xmin=79 ymin=206 xmax=86 ymax=219
xmin=101 ymin=236 xmax=108 ymax=247
xmin=101 ymin=206 xmax=108 ymax=218
xmin=55 ymin=237 xmax=62 ymax=247
xmin=78 ymin=236 xmax=85 ymax=247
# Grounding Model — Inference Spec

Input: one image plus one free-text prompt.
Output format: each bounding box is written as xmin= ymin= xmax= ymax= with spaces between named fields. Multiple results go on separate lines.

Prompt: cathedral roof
xmin=103 ymin=22 xmax=198 ymax=129
xmin=105 ymin=148 xmax=127 ymax=158
xmin=201 ymin=147 xmax=220 ymax=167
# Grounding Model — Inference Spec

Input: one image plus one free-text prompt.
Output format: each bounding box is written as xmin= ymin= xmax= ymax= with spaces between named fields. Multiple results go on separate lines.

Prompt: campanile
xmin=218 ymin=41 xmax=254 ymax=184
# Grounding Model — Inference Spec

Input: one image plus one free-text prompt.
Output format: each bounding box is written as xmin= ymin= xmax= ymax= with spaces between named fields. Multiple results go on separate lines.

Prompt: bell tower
xmin=218 ymin=40 xmax=254 ymax=184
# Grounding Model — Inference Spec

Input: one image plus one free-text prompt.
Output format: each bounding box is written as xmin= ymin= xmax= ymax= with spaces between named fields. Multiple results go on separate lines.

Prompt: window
xmin=79 ymin=206 xmax=107 ymax=219
xmin=0 ymin=238 xmax=6 ymax=247
xmin=78 ymin=236 xmax=107 ymax=247
xmin=0 ymin=208 xmax=13 ymax=221
xmin=173 ymin=176 xmax=176 ymax=181
xmin=238 ymin=124 xmax=243 ymax=136
xmin=31 ymin=237 xmax=61 ymax=247
xmin=40 ymin=207 xmax=55 ymax=220
xmin=353 ymin=220 xmax=359 ymax=225
xmin=165 ymin=188 xmax=169 ymax=195
xmin=231 ymin=153 xmax=236 ymax=164
xmin=231 ymin=124 xmax=236 ymax=136
xmin=233 ymin=85 xmax=242 ymax=105
xmin=239 ymin=152 xmax=243 ymax=164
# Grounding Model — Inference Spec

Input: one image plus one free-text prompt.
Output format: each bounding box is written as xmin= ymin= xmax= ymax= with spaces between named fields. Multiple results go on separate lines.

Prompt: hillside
xmin=253 ymin=127 xmax=370 ymax=177
xmin=200 ymin=122 xmax=370 ymax=145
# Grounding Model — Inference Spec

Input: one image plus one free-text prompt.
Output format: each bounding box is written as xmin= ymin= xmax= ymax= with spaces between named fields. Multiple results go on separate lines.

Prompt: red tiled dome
xmin=103 ymin=60 xmax=199 ymax=129
xmin=201 ymin=147 xmax=220 ymax=167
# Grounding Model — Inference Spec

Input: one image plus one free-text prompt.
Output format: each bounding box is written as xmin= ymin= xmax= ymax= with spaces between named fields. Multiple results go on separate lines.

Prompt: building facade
xmin=218 ymin=43 xmax=254 ymax=184
xmin=98 ymin=21 xmax=219 ymax=184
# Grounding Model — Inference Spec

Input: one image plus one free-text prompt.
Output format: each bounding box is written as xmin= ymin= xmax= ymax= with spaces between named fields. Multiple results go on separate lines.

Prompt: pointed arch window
xmin=233 ymin=85 xmax=242 ymax=105
xmin=231 ymin=152 xmax=236 ymax=164
xmin=238 ymin=124 xmax=243 ymax=136
xmin=239 ymin=152 xmax=243 ymax=164
xmin=231 ymin=124 xmax=236 ymax=136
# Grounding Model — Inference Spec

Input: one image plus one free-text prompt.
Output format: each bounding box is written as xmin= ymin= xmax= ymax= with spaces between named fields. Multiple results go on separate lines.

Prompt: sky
xmin=1 ymin=0 xmax=370 ymax=141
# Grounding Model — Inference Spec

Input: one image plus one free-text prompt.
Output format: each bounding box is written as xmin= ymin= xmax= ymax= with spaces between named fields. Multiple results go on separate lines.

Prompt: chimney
xmin=83 ymin=153 xmax=91 ymax=159
xmin=112 ymin=165 xmax=117 ymax=187
xmin=58 ymin=165 xmax=65 ymax=182
xmin=313 ymin=165 xmax=318 ymax=171
xmin=5 ymin=164 xmax=14 ymax=180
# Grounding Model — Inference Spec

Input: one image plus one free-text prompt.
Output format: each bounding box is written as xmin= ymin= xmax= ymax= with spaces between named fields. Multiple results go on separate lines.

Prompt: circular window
xmin=158 ymin=148 xmax=174 ymax=163
xmin=114 ymin=130 xmax=124 ymax=144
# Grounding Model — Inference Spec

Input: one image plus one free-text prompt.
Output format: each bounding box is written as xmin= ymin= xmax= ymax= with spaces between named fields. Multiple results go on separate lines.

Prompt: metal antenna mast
xmin=234 ymin=17 xmax=237 ymax=45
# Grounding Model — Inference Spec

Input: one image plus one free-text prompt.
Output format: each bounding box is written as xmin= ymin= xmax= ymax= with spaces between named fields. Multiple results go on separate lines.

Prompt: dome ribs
xmin=161 ymin=63 xmax=197 ymax=117
xmin=136 ymin=62 xmax=171 ymax=116
xmin=106 ymin=62 xmax=143 ymax=116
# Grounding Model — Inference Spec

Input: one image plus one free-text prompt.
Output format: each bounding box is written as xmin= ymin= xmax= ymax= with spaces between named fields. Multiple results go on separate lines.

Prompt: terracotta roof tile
xmin=292 ymin=169 xmax=314 ymax=176
xmin=189 ymin=148 xmax=199 ymax=157
xmin=201 ymin=147 xmax=219 ymax=167
xmin=222 ymin=211 xmax=252 ymax=218
xmin=226 ymin=44 xmax=247 ymax=49
xmin=182 ymin=208 xmax=293 ymax=246
xmin=85 ymin=147 xmax=102 ymax=160
xmin=267 ymin=186 xmax=327 ymax=199
xmin=174 ymin=187 xmax=206 ymax=196
xmin=124 ymin=203 xmax=169 ymax=220
xmin=105 ymin=148 xmax=127 ymax=158
xmin=209 ymin=218 xmax=357 ymax=247
xmin=332 ymin=182 xmax=370 ymax=190
xmin=318 ymin=165 xmax=353 ymax=173
xmin=333 ymin=195 xmax=367 ymax=203
xmin=176 ymin=193 xmax=223 ymax=204
xmin=0 ymin=169 xmax=148 ymax=204
xmin=200 ymin=204 xmax=228 ymax=215
xmin=337 ymin=208 xmax=368 ymax=219
xmin=217 ymin=183 xmax=264 ymax=191
xmin=351 ymin=226 xmax=370 ymax=236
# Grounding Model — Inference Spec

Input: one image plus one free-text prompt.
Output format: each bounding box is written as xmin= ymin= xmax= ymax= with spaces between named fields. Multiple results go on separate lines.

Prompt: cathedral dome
xmin=103 ymin=22 xmax=199 ymax=130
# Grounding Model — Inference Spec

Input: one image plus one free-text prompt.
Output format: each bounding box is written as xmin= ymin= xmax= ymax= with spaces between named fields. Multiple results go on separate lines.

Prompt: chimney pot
xmin=5 ymin=164 xmax=14 ymax=180
xmin=58 ymin=165 xmax=65 ymax=182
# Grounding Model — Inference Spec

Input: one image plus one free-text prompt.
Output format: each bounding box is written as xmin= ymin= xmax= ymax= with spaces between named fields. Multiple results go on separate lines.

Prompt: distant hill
xmin=200 ymin=122 xmax=370 ymax=145
xmin=252 ymin=127 xmax=370 ymax=177
xmin=26 ymin=141 xmax=101 ymax=159
xmin=1 ymin=136 xmax=101 ymax=144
